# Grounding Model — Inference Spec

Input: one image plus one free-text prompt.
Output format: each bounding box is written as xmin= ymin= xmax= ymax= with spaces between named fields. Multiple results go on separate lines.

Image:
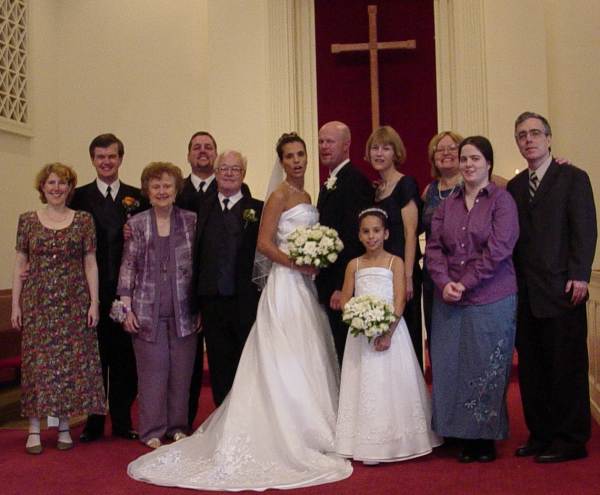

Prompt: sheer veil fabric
xmin=252 ymin=158 xmax=284 ymax=289
xmin=128 ymin=200 xmax=352 ymax=490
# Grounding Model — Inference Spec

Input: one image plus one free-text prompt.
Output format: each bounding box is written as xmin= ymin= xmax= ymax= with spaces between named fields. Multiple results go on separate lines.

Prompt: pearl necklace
xmin=438 ymin=179 xmax=461 ymax=199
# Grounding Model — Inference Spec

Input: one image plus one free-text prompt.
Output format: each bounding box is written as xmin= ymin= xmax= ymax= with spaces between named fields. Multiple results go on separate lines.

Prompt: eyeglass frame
xmin=515 ymin=128 xmax=548 ymax=142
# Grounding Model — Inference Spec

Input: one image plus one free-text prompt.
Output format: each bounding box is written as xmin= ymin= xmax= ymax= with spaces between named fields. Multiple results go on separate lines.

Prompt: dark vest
xmin=197 ymin=201 xmax=244 ymax=296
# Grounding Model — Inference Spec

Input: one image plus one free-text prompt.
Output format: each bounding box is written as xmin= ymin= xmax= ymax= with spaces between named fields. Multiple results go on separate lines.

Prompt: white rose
xmin=327 ymin=253 xmax=338 ymax=263
xmin=351 ymin=317 xmax=364 ymax=330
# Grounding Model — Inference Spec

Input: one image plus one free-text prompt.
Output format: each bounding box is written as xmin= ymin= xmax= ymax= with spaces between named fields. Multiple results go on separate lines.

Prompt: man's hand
xmin=565 ymin=280 xmax=588 ymax=306
xmin=330 ymin=290 xmax=343 ymax=310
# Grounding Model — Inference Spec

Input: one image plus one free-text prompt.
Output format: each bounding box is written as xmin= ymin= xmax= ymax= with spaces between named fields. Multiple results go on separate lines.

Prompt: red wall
xmin=315 ymin=0 xmax=437 ymax=191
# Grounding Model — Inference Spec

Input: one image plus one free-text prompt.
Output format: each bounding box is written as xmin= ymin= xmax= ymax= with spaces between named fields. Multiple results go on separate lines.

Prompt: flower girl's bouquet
xmin=342 ymin=295 xmax=397 ymax=342
xmin=287 ymin=224 xmax=344 ymax=268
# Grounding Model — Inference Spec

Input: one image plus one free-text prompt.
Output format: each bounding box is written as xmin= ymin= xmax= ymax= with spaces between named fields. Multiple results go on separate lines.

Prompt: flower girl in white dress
xmin=335 ymin=208 xmax=441 ymax=463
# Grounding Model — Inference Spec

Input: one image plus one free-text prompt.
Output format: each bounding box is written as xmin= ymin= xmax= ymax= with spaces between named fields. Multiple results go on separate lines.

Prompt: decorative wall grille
xmin=0 ymin=0 xmax=28 ymax=127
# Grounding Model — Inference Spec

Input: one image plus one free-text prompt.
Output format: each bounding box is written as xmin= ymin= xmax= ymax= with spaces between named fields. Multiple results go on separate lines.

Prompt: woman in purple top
xmin=426 ymin=136 xmax=519 ymax=463
xmin=118 ymin=162 xmax=198 ymax=449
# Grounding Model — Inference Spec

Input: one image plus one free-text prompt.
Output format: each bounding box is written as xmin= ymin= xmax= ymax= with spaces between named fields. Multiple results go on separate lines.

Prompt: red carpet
xmin=2 ymin=370 xmax=599 ymax=495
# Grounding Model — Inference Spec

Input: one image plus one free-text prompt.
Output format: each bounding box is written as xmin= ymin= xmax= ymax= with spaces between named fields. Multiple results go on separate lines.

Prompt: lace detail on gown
xmin=335 ymin=267 xmax=441 ymax=462
xmin=128 ymin=203 xmax=352 ymax=491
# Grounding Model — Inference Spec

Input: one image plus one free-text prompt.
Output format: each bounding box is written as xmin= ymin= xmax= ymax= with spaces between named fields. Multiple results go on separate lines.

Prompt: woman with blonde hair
xmin=367 ymin=125 xmax=424 ymax=369
xmin=11 ymin=163 xmax=105 ymax=454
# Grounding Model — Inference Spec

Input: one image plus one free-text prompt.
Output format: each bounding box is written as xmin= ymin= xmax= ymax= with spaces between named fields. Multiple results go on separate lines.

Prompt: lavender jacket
xmin=117 ymin=207 xmax=197 ymax=342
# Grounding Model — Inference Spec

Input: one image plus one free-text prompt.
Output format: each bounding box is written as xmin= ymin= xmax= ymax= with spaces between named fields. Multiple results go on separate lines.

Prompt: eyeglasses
xmin=515 ymin=129 xmax=547 ymax=142
xmin=434 ymin=145 xmax=458 ymax=154
xmin=216 ymin=166 xmax=243 ymax=175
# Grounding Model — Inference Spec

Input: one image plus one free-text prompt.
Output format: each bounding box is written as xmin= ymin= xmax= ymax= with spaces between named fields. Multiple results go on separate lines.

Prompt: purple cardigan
xmin=117 ymin=207 xmax=197 ymax=342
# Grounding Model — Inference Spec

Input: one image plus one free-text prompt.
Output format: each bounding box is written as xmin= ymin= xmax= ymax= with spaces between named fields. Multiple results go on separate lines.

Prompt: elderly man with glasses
xmin=192 ymin=150 xmax=263 ymax=406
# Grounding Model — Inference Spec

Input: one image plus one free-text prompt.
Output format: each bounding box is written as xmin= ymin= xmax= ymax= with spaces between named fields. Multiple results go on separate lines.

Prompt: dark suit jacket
xmin=507 ymin=160 xmax=597 ymax=318
xmin=316 ymin=161 xmax=374 ymax=304
xmin=193 ymin=194 xmax=263 ymax=324
xmin=71 ymin=181 xmax=148 ymax=311
xmin=176 ymin=175 xmax=251 ymax=212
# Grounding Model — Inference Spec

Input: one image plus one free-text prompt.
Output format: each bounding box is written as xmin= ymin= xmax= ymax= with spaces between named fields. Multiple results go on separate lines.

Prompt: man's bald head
xmin=318 ymin=121 xmax=351 ymax=170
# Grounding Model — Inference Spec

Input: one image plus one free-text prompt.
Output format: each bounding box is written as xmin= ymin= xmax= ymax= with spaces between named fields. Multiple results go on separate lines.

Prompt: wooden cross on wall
xmin=331 ymin=5 xmax=416 ymax=131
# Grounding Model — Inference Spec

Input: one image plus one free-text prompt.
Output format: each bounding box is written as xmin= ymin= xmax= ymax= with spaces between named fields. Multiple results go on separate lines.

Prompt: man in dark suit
xmin=507 ymin=111 xmax=597 ymax=463
xmin=194 ymin=150 xmax=263 ymax=406
xmin=316 ymin=121 xmax=374 ymax=364
xmin=71 ymin=133 xmax=147 ymax=441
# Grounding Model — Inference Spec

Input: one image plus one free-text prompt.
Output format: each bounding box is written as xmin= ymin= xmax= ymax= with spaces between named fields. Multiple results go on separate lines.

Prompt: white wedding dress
xmin=128 ymin=203 xmax=352 ymax=491
xmin=335 ymin=263 xmax=442 ymax=461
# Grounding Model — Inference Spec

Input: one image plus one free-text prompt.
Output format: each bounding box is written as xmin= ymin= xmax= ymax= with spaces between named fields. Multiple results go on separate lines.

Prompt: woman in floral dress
xmin=11 ymin=163 xmax=105 ymax=455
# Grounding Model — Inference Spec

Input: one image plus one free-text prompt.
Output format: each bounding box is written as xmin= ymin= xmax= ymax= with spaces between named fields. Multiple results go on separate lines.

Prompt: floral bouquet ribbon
xmin=287 ymin=223 xmax=344 ymax=268
xmin=342 ymin=295 xmax=396 ymax=343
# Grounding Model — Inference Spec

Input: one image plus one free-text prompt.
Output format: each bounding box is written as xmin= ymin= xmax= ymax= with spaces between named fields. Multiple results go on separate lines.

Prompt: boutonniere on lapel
xmin=242 ymin=208 xmax=258 ymax=228
xmin=324 ymin=175 xmax=337 ymax=191
xmin=122 ymin=196 xmax=140 ymax=218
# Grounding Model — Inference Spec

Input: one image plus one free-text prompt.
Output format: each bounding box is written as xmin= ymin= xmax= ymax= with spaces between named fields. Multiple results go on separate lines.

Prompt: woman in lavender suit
xmin=118 ymin=162 xmax=198 ymax=449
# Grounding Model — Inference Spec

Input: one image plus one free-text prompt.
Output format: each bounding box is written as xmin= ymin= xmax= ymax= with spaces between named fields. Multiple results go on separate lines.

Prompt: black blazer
xmin=193 ymin=194 xmax=263 ymax=321
xmin=507 ymin=160 xmax=597 ymax=318
xmin=316 ymin=161 xmax=374 ymax=304
xmin=176 ymin=175 xmax=252 ymax=212
xmin=71 ymin=181 xmax=148 ymax=309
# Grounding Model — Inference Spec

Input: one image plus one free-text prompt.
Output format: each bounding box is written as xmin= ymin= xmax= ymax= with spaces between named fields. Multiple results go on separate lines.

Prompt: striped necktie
xmin=529 ymin=172 xmax=539 ymax=200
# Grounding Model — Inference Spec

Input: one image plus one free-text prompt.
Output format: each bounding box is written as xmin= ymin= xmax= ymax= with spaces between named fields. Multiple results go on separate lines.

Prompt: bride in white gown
xmin=127 ymin=134 xmax=352 ymax=491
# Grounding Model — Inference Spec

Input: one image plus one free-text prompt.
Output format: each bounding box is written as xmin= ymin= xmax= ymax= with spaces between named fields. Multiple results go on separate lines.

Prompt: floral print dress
xmin=17 ymin=211 xmax=106 ymax=418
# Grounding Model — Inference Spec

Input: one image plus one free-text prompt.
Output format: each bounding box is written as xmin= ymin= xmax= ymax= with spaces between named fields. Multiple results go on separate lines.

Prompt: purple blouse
xmin=425 ymin=182 xmax=518 ymax=305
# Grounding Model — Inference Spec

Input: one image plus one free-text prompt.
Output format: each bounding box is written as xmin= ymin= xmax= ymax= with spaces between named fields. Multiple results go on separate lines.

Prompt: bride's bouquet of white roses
xmin=342 ymin=295 xmax=397 ymax=342
xmin=287 ymin=224 xmax=344 ymax=268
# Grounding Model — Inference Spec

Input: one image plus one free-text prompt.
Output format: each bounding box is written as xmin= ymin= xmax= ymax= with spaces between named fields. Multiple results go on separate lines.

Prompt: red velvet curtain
xmin=315 ymin=0 xmax=437 ymax=191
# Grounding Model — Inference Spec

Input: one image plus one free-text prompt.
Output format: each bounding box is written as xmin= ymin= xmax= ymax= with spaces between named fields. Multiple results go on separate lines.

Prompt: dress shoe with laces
xmin=515 ymin=440 xmax=549 ymax=457
xmin=535 ymin=446 xmax=587 ymax=463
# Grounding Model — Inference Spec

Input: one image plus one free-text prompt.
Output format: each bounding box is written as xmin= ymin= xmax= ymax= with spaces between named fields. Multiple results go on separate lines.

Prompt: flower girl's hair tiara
xmin=358 ymin=207 xmax=388 ymax=220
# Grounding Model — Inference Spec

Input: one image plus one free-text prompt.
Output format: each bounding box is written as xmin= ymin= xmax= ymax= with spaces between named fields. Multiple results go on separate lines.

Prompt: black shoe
xmin=458 ymin=440 xmax=477 ymax=463
xmin=79 ymin=429 xmax=103 ymax=443
xmin=535 ymin=446 xmax=587 ymax=463
xmin=112 ymin=429 xmax=139 ymax=440
xmin=476 ymin=440 xmax=496 ymax=463
xmin=515 ymin=439 xmax=549 ymax=457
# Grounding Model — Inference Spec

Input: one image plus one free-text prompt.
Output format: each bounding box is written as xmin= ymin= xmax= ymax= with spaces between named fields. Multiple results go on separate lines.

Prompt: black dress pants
xmin=85 ymin=312 xmax=137 ymax=435
xmin=516 ymin=295 xmax=590 ymax=449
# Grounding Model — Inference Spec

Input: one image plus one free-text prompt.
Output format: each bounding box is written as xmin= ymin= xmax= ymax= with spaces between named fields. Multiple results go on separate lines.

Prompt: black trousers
xmin=403 ymin=266 xmax=423 ymax=371
xmin=516 ymin=294 xmax=590 ymax=449
xmin=187 ymin=330 xmax=205 ymax=428
xmin=200 ymin=296 xmax=252 ymax=407
xmin=85 ymin=311 xmax=137 ymax=435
